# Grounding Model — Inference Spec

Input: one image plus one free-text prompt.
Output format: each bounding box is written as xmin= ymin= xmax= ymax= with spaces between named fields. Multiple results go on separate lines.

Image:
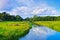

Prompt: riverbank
xmin=0 ymin=21 xmax=32 ymax=40
xmin=34 ymin=21 xmax=60 ymax=32
xmin=0 ymin=21 xmax=60 ymax=40
xmin=20 ymin=24 xmax=60 ymax=40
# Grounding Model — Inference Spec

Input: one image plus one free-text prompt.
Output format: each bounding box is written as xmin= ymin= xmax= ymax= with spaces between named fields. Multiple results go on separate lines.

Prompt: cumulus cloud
xmin=10 ymin=6 xmax=58 ymax=18
xmin=32 ymin=7 xmax=47 ymax=14
xmin=10 ymin=6 xmax=30 ymax=15
xmin=15 ymin=0 xmax=58 ymax=15
xmin=0 ymin=0 xmax=59 ymax=18
xmin=10 ymin=6 xmax=33 ymax=18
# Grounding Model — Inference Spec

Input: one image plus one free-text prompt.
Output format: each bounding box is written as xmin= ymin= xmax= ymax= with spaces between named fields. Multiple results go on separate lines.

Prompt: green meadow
xmin=0 ymin=21 xmax=32 ymax=40
xmin=34 ymin=21 xmax=60 ymax=32
xmin=0 ymin=21 xmax=60 ymax=40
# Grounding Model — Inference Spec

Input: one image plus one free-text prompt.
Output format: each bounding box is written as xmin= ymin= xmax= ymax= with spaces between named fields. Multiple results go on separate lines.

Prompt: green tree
xmin=16 ymin=15 xmax=23 ymax=21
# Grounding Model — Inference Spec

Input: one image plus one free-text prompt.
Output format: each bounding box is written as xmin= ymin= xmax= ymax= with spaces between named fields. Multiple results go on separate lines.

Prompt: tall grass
xmin=0 ymin=21 xmax=31 ymax=40
xmin=34 ymin=21 xmax=60 ymax=31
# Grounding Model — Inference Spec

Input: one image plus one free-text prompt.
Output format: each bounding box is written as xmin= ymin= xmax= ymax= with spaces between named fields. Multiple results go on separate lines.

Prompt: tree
xmin=24 ymin=17 xmax=30 ymax=21
xmin=16 ymin=15 xmax=23 ymax=21
xmin=32 ymin=15 xmax=38 ymax=21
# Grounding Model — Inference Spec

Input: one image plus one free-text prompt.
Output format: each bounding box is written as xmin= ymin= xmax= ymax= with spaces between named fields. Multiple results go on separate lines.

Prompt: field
xmin=0 ymin=21 xmax=60 ymax=40
xmin=0 ymin=21 xmax=32 ymax=40
xmin=34 ymin=21 xmax=60 ymax=32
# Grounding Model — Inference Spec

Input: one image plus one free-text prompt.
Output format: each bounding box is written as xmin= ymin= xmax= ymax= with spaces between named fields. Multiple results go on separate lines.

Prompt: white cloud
xmin=10 ymin=5 xmax=58 ymax=18
xmin=10 ymin=6 xmax=31 ymax=16
xmin=0 ymin=0 xmax=59 ymax=18
xmin=15 ymin=0 xmax=58 ymax=16
xmin=32 ymin=7 xmax=47 ymax=14
xmin=32 ymin=4 xmax=57 ymax=15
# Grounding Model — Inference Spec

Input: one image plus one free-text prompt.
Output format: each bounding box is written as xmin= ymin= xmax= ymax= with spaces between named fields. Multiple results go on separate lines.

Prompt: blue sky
xmin=0 ymin=0 xmax=60 ymax=18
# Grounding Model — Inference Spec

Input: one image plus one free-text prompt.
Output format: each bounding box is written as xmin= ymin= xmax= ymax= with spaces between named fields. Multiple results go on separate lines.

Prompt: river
xmin=19 ymin=25 xmax=60 ymax=40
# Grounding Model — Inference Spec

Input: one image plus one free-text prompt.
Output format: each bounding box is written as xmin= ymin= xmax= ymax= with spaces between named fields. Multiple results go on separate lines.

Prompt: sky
xmin=0 ymin=0 xmax=60 ymax=18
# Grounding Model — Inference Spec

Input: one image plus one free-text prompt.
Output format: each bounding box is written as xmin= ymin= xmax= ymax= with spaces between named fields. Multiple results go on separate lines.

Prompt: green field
xmin=0 ymin=21 xmax=32 ymax=40
xmin=0 ymin=21 xmax=60 ymax=40
xmin=34 ymin=21 xmax=60 ymax=32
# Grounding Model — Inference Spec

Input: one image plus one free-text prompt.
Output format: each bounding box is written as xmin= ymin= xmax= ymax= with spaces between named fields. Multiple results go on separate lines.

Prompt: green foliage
xmin=0 ymin=21 xmax=31 ymax=40
xmin=24 ymin=17 xmax=30 ymax=21
xmin=16 ymin=15 xmax=23 ymax=21
xmin=24 ymin=15 xmax=60 ymax=21
xmin=31 ymin=15 xmax=58 ymax=21
xmin=0 ymin=12 xmax=23 ymax=21
xmin=34 ymin=21 xmax=60 ymax=32
xmin=0 ymin=12 xmax=60 ymax=21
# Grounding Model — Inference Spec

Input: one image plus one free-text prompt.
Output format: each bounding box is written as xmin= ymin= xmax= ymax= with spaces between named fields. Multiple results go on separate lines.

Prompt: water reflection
xmin=19 ymin=26 xmax=60 ymax=40
xmin=47 ymin=32 xmax=60 ymax=40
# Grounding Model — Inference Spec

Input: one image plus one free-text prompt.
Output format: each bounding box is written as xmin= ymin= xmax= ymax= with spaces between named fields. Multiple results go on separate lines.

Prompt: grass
xmin=34 ymin=21 xmax=60 ymax=32
xmin=1 ymin=21 xmax=60 ymax=40
xmin=0 ymin=21 xmax=31 ymax=40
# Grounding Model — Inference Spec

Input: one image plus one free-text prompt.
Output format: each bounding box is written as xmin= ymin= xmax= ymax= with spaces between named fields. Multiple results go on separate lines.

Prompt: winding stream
xmin=19 ymin=25 xmax=60 ymax=40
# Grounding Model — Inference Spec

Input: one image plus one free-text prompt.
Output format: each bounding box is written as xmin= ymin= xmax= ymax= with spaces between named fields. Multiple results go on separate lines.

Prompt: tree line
xmin=25 ymin=15 xmax=60 ymax=21
xmin=0 ymin=12 xmax=23 ymax=21
xmin=0 ymin=12 xmax=60 ymax=21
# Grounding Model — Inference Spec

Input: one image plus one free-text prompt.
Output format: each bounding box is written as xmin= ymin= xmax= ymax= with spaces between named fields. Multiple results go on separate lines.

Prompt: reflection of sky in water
xmin=19 ymin=26 xmax=60 ymax=40
xmin=47 ymin=32 xmax=60 ymax=40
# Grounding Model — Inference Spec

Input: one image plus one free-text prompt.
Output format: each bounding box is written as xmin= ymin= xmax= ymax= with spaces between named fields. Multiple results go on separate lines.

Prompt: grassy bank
xmin=0 ymin=21 xmax=31 ymax=40
xmin=34 ymin=21 xmax=60 ymax=32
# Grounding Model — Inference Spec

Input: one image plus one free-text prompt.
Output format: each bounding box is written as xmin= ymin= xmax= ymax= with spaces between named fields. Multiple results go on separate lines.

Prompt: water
xmin=19 ymin=26 xmax=60 ymax=40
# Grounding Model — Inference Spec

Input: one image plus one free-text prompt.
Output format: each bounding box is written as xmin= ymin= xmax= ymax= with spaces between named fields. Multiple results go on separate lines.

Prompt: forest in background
xmin=0 ymin=12 xmax=60 ymax=21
